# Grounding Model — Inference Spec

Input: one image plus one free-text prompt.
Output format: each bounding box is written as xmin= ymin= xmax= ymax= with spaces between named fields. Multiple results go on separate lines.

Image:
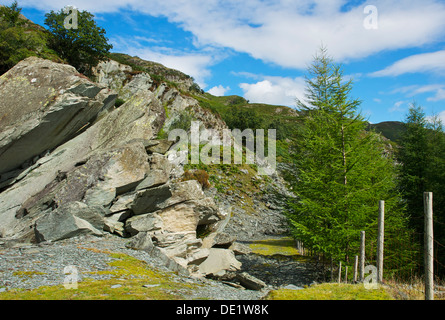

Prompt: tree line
xmin=287 ymin=47 xmax=445 ymax=280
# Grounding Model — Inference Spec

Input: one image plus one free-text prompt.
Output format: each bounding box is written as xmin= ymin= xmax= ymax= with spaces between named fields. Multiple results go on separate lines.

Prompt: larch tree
xmin=287 ymin=48 xmax=412 ymax=273
xmin=397 ymin=104 xmax=445 ymax=277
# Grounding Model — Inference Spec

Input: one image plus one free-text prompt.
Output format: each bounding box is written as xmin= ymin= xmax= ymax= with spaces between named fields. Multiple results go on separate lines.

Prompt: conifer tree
xmin=397 ymin=104 xmax=428 ymax=234
xmin=288 ymin=48 xmax=411 ymax=272
xmin=397 ymin=105 xmax=445 ymax=277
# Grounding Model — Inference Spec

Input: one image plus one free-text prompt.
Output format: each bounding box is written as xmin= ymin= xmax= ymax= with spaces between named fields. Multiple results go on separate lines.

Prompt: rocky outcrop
xmin=0 ymin=57 xmax=116 ymax=175
xmin=98 ymin=54 xmax=195 ymax=92
xmin=0 ymin=57 xmax=246 ymax=280
xmin=93 ymin=59 xmax=227 ymax=139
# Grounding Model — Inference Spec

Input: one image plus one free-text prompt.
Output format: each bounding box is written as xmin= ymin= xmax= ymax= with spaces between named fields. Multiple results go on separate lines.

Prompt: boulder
xmin=229 ymin=242 xmax=252 ymax=255
xmin=152 ymin=231 xmax=199 ymax=250
xmin=147 ymin=231 xmax=207 ymax=275
xmin=191 ymin=197 xmax=222 ymax=226
xmin=109 ymin=193 xmax=138 ymax=214
xmin=83 ymin=185 xmax=116 ymax=208
xmin=125 ymin=231 xmax=155 ymax=251
xmin=90 ymin=89 xmax=165 ymax=151
xmin=16 ymin=142 xmax=150 ymax=220
xmin=34 ymin=201 xmax=106 ymax=242
xmin=135 ymin=153 xmax=172 ymax=190
xmin=151 ymin=246 xmax=190 ymax=276
xmin=145 ymin=139 xmax=174 ymax=155
xmin=236 ymin=272 xmax=267 ymax=291
xmin=125 ymin=213 xmax=163 ymax=236
xmin=157 ymin=202 xmax=200 ymax=233
xmin=131 ymin=180 xmax=205 ymax=215
xmin=198 ymin=248 xmax=242 ymax=276
xmin=202 ymin=232 xmax=236 ymax=249
xmin=104 ymin=211 xmax=131 ymax=237
xmin=99 ymin=143 xmax=151 ymax=196
xmin=187 ymin=248 xmax=210 ymax=265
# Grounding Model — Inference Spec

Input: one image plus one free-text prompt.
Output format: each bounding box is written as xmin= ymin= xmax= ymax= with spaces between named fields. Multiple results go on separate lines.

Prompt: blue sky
xmin=12 ymin=0 xmax=445 ymax=124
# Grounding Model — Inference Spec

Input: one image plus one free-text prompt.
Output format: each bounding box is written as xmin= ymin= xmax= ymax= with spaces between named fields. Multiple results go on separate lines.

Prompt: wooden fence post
xmin=359 ymin=231 xmax=365 ymax=282
xmin=338 ymin=262 xmax=342 ymax=283
xmin=424 ymin=192 xmax=434 ymax=300
xmin=354 ymin=255 xmax=358 ymax=283
xmin=377 ymin=200 xmax=385 ymax=283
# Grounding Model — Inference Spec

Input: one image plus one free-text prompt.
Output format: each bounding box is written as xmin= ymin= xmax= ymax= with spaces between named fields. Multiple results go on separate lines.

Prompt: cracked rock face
xmin=0 ymin=58 xmax=165 ymax=239
xmin=0 ymin=57 xmax=117 ymax=175
xmin=0 ymin=57 xmax=245 ymax=279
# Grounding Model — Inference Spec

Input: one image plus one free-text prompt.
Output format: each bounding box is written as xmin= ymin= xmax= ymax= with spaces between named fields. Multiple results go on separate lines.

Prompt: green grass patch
xmin=12 ymin=270 xmax=46 ymax=278
xmin=247 ymin=237 xmax=313 ymax=263
xmin=248 ymin=237 xmax=300 ymax=256
xmin=266 ymin=283 xmax=395 ymax=300
xmin=0 ymin=251 xmax=199 ymax=300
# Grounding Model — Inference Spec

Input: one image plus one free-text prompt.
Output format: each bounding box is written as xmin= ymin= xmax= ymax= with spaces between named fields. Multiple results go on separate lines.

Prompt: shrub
xmin=0 ymin=2 xmax=61 ymax=74
xmin=182 ymin=169 xmax=210 ymax=189
xmin=114 ymin=98 xmax=126 ymax=108
xmin=169 ymin=111 xmax=193 ymax=132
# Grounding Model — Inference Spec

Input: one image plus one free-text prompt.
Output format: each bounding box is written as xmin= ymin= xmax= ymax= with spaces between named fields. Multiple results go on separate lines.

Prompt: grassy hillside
xmin=368 ymin=121 xmax=405 ymax=142
xmin=0 ymin=4 xmax=63 ymax=74
xmin=190 ymin=93 xmax=303 ymax=163
xmin=192 ymin=92 xmax=406 ymax=144
xmin=193 ymin=92 xmax=299 ymax=128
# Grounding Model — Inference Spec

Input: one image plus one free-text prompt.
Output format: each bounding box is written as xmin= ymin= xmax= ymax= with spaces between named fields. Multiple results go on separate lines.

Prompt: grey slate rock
xmin=34 ymin=201 xmax=106 ymax=242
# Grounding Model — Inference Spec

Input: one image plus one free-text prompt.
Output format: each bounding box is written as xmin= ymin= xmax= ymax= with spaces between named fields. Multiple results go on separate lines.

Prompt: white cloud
xmin=208 ymin=85 xmax=230 ymax=96
xmin=427 ymin=88 xmax=445 ymax=102
xmin=439 ymin=111 xmax=445 ymax=123
xmin=391 ymin=84 xmax=445 ymax=102
xmin=371 ymin=50 xmax=445 ymax=77
xmin=427 ymin=110 xmax=445 ymax=124
xmin=389 ymin=100 xmax=407 ymax=113
xmin=19 ymin=0 xmax=445 ymax=70
xmin=239 ymin=76 xmax=306 ymax=107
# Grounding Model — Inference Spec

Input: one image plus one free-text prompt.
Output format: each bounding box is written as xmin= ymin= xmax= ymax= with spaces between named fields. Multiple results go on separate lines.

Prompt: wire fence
xmin=292 ymin=194 xmax=445 ymax=299
xmin=380 ymin=230 xmax=422 ymax=280
xmin=296 ymin=226 xmax=445 ymax=300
